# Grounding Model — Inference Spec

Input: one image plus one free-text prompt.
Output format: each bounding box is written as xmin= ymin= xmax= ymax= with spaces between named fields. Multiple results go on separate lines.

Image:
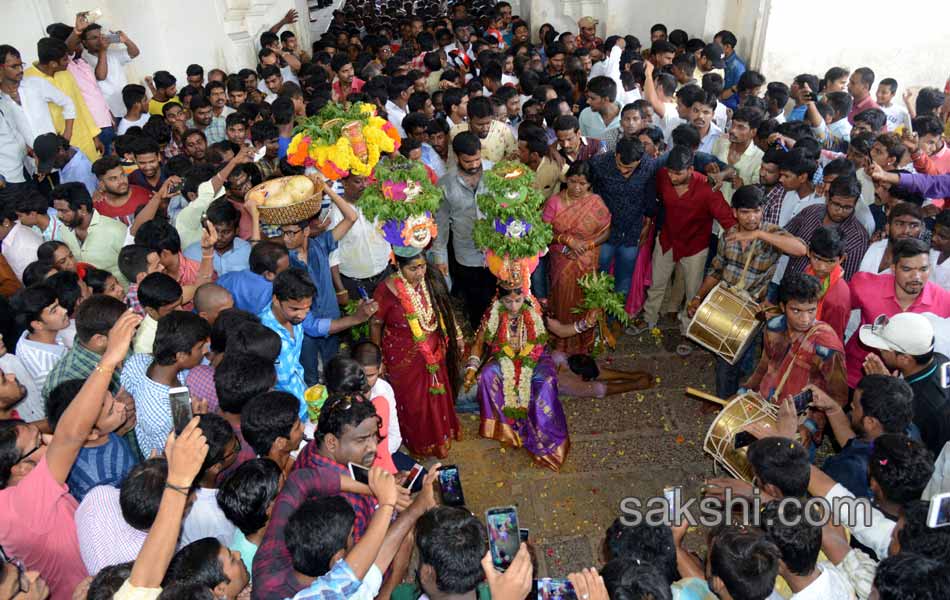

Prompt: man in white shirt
xmin=858 ymin=202 xmax=923 ymax=275
xmin=333 ymin=175 xmax=392 ymax=299
xmin=11 ymin=284 xmax=70 ymax=397
xmin=876 ymin=78 xmax=912 ymax=133
xmin=0 ymin=204 xmax=43 ymax=281
xmin=180 ymin=414 xmax=240 ymax=546
xmin=384 ymin=77 xmax=411 ymax=139
xmin=79 ymin=25 xmax=140 ymax=119
xmin=642 ymin=62 xmax=686 ymax=146
xmin=0 ymin=45 xmax=76 ymax=148
xmin=0 ymin=99 xmax=29 ymax=187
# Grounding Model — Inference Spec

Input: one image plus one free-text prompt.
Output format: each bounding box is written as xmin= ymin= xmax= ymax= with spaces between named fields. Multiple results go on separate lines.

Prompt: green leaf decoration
xmin=573 ymin=272 xmax=631 ymax=326
xmin=292 ymin=102 xmax=374 ymax=146
xmin=344 ymin=300 xmax=371 ymax=340
xmin=358 ymin=155 xmax=443 ymax=222
xmin=473 ymin=160 xmax=553 ymax=258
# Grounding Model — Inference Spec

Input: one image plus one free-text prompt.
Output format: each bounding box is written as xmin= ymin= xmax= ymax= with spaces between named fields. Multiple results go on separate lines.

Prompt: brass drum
xmin=703 ymin=392 xmax=778 ymax=482
xmin=686 ymin=283 xmax=761 ymax=364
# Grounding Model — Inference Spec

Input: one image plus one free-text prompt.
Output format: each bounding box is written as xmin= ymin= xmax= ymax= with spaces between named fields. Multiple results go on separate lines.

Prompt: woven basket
xmin=253 ymin=176 xmax=323 ymax=225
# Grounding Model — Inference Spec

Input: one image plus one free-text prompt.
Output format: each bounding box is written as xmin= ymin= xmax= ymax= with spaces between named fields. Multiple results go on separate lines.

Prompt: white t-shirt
xmin=713 ymin=101 xmax=729 ymax=131
xmin=116 ymin=113 xmax=149 ymax=135
xmin=371 ymin=379 xmax=402 ymax=455
xmin=788 ymin=564 xmax=855 ymax=600
xmin=180 ymin=487 xmax=236 ymax=547
xmin=930 ymin=249 xmax=950 ymax=290
xmin=858 ymin=239 xmax=890 ymax=275
xmin=653 ymin=102 xmax=684 ymax=146
xmin=881 ymin=103 xmax=912 ymax=132
xmin=83 ymin=48 xmax=133 ymax=118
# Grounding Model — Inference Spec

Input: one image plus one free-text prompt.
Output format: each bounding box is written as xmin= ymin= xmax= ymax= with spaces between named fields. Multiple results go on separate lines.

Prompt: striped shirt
xmin=708 ymin=224 xmax=790 ymax=301
xmin=14 ymin=331 xmax=68 ymax=403
xmin=67 ymin=433 xmax=138 ymax=503
xmin=75 ymin=485 xmax=147 ymax=576
xmin=784 ymin=204 xmax=870 ymax=280
xmin=121 ymin=353 xmax=186 ymax=457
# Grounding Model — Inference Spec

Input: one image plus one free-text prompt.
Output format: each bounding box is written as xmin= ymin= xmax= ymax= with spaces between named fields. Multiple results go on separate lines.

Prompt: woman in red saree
xmin=541 ymin=160 xmax=611 ymax=354
xmin=370 ymin=248 xmax=463 ymax=458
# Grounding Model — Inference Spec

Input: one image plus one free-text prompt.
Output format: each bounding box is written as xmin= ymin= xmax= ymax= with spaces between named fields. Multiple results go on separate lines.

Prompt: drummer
xmin=743 ymin=273 xmax=848 ymax=446
xmin=687 ymin=185 xmax=808 ymax=399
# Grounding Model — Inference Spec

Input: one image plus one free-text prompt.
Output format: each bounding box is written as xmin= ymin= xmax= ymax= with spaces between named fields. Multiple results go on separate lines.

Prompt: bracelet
xmin=336 ymin=290 xmax=348 ymax=296
xmin=94 ymin=363 xmax=114 ymax=375
xmin=378 ymin=503 xmax=396 ymax=510
xmin=165 ymin=483 xmax=190 ymax=496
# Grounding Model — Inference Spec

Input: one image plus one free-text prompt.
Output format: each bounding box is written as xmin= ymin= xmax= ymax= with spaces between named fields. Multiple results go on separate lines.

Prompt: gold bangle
xmin=94 ymin=364 xmax=114 ymax=375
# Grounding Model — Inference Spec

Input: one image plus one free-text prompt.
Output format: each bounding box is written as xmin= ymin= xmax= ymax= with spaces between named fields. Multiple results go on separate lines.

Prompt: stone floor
xmin=417 ymin=319 xmax=723 ymax=578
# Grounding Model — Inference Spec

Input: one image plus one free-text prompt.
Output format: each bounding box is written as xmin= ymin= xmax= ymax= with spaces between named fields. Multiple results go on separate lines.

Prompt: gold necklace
xmin=396 ymin=273 xmax=437 ymax=332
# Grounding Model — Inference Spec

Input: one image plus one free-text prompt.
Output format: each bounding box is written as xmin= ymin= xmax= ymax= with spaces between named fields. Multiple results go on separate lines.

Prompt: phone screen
xmin=486 ymin=507 xmax=520 ymax=571
xmin=169 ymin=387 xmax=192 ymax=433
xmin=348 ymin=462 xmax=370 ymax=485
xmin=928 ymin=494 xmax=950 ymax=528
xmin=734 ymin=431 xmax=756 ymax=450
xmin=792 ymin=389 xmax=813 ymax=414
xmin=537 ymin=579 xmax=576 ymax=600
xmin=519 ymin=528 xmax=530 ymax=543
xmin=403 ymin=464 xmax=424 ymax=489
xmin=439 ymin=465 xmax=465 ymax=506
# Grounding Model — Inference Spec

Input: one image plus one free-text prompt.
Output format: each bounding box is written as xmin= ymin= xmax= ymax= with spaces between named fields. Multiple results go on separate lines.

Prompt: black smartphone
xmin=438 ymin=465 xmax=465 ymax=507
xmin=486 ymin=506 xmax=520 ymax=571
xmin=168 ymin=180 xmax=183 ymax=195
xmin=348 ymin=462 xmax=370 ymax=485
xmin=734 ymin=431 xmax=757 ymax=450
xmin=519 ymin=528 xmax=530 ymax=543
xmin=791 ymin=389 xmax=813 ymax=415
xmin=537 ymin=578 xmax=576 ymax=600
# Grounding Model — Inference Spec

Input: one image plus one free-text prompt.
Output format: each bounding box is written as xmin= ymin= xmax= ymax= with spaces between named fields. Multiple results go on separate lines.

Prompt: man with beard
xmin=690 ymin=89 xmax=721 ymax=153
xmin=432 ymin=132 xmax=495 ymax=328
xmin=186 ymin=96 xmax=223 ymax=144
xmin=846 ymin=239 xmax=950 ymax=390
xmin=128 ymin=137 xmax=166 ymax=193
xmin=858 ymin=202 xmax=923 ymax=274
xmin=711 ymin=106 xmax=764 ymax=203
xmin=183 ymin=198 xmax=250 ymax=275
xmin=52 ymin=182 xmax=131 ymax=284
xmin=447 ymin=96 xmax=515 ymax=164
xmin=162 ymin=101 xmax=187 ymax=158
xmin=182 ymin=128 xmax=209 ymax=164
xmin=90 ymin=155 xmax=150 ymax=225
xmin=0 ymin=354 xmax=29 ymax=420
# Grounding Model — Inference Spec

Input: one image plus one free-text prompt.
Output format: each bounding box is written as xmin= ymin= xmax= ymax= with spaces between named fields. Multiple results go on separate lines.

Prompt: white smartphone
xmin=348 ymin=462 xmax=370 ymax=485
xmin=253 ymin=146 xmax=267 ymax=162
xmin=169 ymin=386 xmax=192 ymax=433
xmin=402 ymin=463 xmax=424 ymax=489
xmin=927 ymin=492 xmax=950 ymax=528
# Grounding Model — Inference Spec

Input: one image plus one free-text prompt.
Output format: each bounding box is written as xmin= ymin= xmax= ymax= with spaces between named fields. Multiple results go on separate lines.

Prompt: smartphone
xmin=791 ymin=389 xmax=813 ymax=414
xmin=169 ymin=386 xmax=192 ymax=433
xmin=104 ymin=31 xmax=121 ymax=44
xmin=253 ymin=146 xmax=267 ymax=162
xmin=357 ymin=286 xmax=370 ymax=301
xmin=200 ymin=213 xmax=209 ymax=231
xmin=402 ymin=463 xmax=424 ymax=490
xmin=927 ymin=492 xmax=950 ymax=528
xmin=78 ymin=9 xmax=103 ymax=22
xmin=168 ymin=180 xmax=183 ymax=195
xmin=519 ymin=528 xmax=530 ymax=543
xmin=664 ymin=486 xmax=677 ymax=521
xmin=486 ymin=506 xmax=520 ymax=571
xmin=438 ymin=465 xmax=466 ymax=507
xmin=537 ymin=578 xmax=576 ymax=600
xmin=734 ymin=431 xmax=757 ymax=450
xmin=348 ymin=462 xmax=370 ymax=485
xmin=940 ymin=362 xmax=950 ymax=389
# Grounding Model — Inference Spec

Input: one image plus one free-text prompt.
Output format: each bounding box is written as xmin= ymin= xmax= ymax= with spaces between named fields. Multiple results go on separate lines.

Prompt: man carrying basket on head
xmin=687 ymin=185 xmax=808 ymax=399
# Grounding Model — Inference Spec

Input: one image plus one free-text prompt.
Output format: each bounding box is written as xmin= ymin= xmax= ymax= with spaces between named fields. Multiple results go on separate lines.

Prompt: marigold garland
xmin=393 ymin=273 xmax=447 ymax=394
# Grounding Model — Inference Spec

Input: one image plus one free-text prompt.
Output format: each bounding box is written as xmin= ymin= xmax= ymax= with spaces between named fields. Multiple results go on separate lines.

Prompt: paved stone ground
xmin=416 ymin=319 xmax=723 ymax=578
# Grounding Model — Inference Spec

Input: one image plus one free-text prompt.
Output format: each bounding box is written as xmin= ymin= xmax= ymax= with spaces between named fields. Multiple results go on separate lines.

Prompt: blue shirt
xmin=578 ymin=104 xmax=621 ymax=140
xmin=259 ymin=306 xmax=308 ymax=418
xmin=787 ymin=104 xmax=807 ymax=122
xmin=218 ymin=270 xmax=273 ymax=314
xmin=821 ymin=437 xmax=873 ymax=499
xmin=183 ymin=237 xmax=251 ymax=275
xmin=60 ymin=147 xmax=99 ymax=197
xmin=278 ymin=136 xmax=292 ymax=159
xmin=723 ymin=52 xmax=747 ymax=90
xmin=121 ymin=353 xmax=187 ymax=457
xmin=589 ymin=152 xmax=659 ymax=246
xmin=297 ymin=231 xmax=341 ymax=320
xmin=291 ymin=559 xmax=378 ymax=600
xmin=68 ymin=433 xmax=139 ymax=503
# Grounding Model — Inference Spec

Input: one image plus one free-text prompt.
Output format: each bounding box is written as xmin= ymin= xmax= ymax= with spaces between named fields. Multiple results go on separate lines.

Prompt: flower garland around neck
xmin=481 ymin=295 xmax=547 ymax=420
xmin=394 ymin=272 xmax=447 ymax=395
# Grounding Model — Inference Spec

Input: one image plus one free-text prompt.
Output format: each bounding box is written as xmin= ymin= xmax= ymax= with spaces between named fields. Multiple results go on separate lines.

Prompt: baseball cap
xmin=33 ymin=133 xmax=66 ymax=174
xmin=858 ymin=312 xmax=935 ymax=356
xmin=578 ymin=16 xmax=598 ymax=28
xmin=702 ymin=43 xmax=726 ymax=69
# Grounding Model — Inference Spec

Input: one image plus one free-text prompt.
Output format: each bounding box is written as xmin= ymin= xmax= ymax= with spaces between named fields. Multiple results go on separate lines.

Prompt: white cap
xmin=858 ymin=312 xmax=935 ymax=356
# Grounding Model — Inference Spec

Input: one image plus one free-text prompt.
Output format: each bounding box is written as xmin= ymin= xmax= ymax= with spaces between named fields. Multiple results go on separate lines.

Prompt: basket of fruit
xmin=247 ymin=175 xmax=322 ymax=225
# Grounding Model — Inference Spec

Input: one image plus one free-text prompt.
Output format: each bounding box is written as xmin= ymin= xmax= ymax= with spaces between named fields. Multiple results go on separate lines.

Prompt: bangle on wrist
xmin=94 ymin=363 xmax=115 ymax=375
xmin=165 ymin=482 xmax=190 ymax=496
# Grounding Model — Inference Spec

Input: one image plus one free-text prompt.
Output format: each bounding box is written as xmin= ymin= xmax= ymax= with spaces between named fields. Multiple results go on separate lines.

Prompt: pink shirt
xmin=67 ymin=58 xmax=113 ymax=129
xmin=845 ymin=273 xmax=950 ymax=386
xmin=931 ymin=143 xmax=950 ymax=174
xmin=371 ymin=396 xmax=397 ymax=474
xmin=847 ymin=94 xmax=880 ymax=125
xmin=0 ymin=457 xmax=88 ymax=600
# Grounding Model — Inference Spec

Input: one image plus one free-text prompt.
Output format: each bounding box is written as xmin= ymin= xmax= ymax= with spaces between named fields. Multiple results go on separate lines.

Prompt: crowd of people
xmin=2 ymin=0 xmax=950 ymax=598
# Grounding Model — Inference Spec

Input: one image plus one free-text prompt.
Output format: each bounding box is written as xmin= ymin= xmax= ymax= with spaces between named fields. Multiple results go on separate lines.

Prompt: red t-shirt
xmin=93 ymin=185 xmax=151 ymax=226
xmin=0 ymin=457 xmax=88 ymax=600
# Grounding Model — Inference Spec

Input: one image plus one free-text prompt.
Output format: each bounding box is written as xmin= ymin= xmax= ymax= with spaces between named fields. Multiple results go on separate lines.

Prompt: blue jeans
xmin=98 ymin=126 xmax=116 ymax=156
xmin=531 ymin=254 xmax=549 ymax=299
xmin=598 ymin=243 xmax=639 ymax=298
xmin=300 ymin=333 xmax=340 ymax=386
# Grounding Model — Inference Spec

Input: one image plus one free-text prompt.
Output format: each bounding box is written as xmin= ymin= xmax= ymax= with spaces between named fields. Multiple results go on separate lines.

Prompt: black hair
xmin=765 ymin=81 xmax=790 ymax=111
xmin=117 ymin=245 xmax=155 ymax=283
xmin=161 ymin=101 xmax=184 ymax=118
xmin=588 ymin=76 xmax=617 ymax=102
xmin=822 ymin=157 xmax=856 ymax=180
xmin=120 ymin=457 xmax=168 ymax=530
xmin=731 ymin=185 xmax=764 ymax=210
xmin=915 ymin=87 xmax=946 ymax=116
xmin=215 ymin=352 xmax=276 ymax=414
xmin=11 ymin=284 xmax=59 ymax=333
xmin=868 ymin=433 xmax=934 ymax=504
xmin=792 ymin=73 xmax=820 ymax=96
xmin=37 ymin=37 xmax=68 ymax=64
xmin=13 ymin=189 xmax=48 ymax=216
xmin=747 ymin=437 xmax=810 ymax=496
xmin=208 ymin=308 xmax=259 ymax=354
xmin=700 ymin=74 xmax=723 ymax=98
xmin=273 ymin=267 xmax=316 ymax=302
xmin=153 ymin=70 xmax=177 ymax=89
xmin=778 ymin=272 xmax=820 ymax=305
xmin=45 ymin=270 xmax=83 ymax=316
xmin=36 ymin=240 xmax=68 ymax=266
xmin=671 ymin=123 xmax=701 ymax=150
xmin=808 ymin=226 xmax=844 ymax=260
xmin=892 ymin=237 xmax=930 ymax=264
xmin=216 ymin=458 xmax=282 ymax=535
xmin=122 ymin=84 xmax=147 ymax=111
xmin=467 ymin=96 xmax=492 ymax=120
xmin=897 ymin=500 xmax=950 ymax=563
xmin=873 ymin=553 xmax=950 ymax=600
xmin=912 ymin=114 xmax=944 ymax=138
xmin=779 ymin=148 xmax=818 ymax=180
xmin=87 ymin=562 xmax=133 ymax=600
xmin=603 ymin=518 xmax=677 ymax=583
xmin=671 ymin=52 xmax=695 ymax=73
xmin=196 ymin=413 xmax=236 ymax=478
xmin=315 ymin=391 xmax=379 ymax=446
xmin=615 ymin=137 xmax=644 ymax=165
xmin=325 ymin=356 xmax=369 ymax=394
xmin=416 ymin=506 xmax=488 ymax=593
xmin=0 ymin=45 xmax=20 ymax=64
xmin=665 ymin=145 xmax=693 ymax=171
xmin=452 ymin=131 xmax=481 ymax=157
xmin=75 ymin=294 xmax=126 ymax=344
xmin=732 ymin=106 xmax=764 ymax=130
xmin=241 ymin=391 xmax=300 ymax=457
xmin=760 ymin=500 xmax=821 ymax=576
xmin=45 ymin=379 xmax=85 ymax=431
xmin=186 ymin=64 xmax=204 ymax=77
xmin=204 ymin=198 xmax=241 ymax=229
xmin=351 ymin=341 xmax=382 ymax=368
xmin=134 ymin=220 xmax=182 ymax=255
xmin=248 ymin=240 xmax=289 ymax=277
xmin=709 ymin=527 xmax=781 ymax=600
xmin=853 ymin=108 xmax=887 ymax=133
xmin=286 ymin=497 xmax=355 ymax=576
xmin=51 ymin=181 xmax=93 ymax=212
xmin=828 ymin=174 xmax=861 ymax=200
xmin=250 ymin=120 xmax=279 ymax=144
xmin=601 ymin=559 xmax=673 ymax=600
xmin=142 ymin=116 xmax=171 ymax=146
xmin=164 ymin=538 xmax=228 ymax=589
xmin=152 ymin=311 xmax=211 ymax=367
xmin=227 ymin=322 xmax=281 ymax=363
xmin=21 ymin=261 xmax=52 ymax=287
xmin=138 ymin=272 xmax=183 ymax=311
xmin=82 ymin=267 xmax=116 ymax=295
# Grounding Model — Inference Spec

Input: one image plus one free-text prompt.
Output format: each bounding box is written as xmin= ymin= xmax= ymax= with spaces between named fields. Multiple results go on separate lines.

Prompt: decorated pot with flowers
xmin=359 ymin=156 xmax=442 ymax=253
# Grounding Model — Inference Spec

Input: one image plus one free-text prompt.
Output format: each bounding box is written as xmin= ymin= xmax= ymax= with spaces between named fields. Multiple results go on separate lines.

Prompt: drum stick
xmin=685 ymin=387 xmax=728 ymax=407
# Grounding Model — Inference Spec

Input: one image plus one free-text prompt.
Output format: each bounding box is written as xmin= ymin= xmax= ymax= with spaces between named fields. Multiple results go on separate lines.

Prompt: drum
xmin=703 ymin=391 xmax=778 ymax=482
xmin=686 ymin=283 xmax=761 ymax=365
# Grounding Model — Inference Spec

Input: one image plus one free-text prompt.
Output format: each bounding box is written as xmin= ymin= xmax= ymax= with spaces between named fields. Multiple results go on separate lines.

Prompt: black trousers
xmin=451 ymin=264 xmax=497 ymax=330
xmin=341 ymin=266 xmax=393 ymax=301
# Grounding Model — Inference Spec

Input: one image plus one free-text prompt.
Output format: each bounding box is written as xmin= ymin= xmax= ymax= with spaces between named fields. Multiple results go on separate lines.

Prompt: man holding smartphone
xmin=79 ymin=23 xmax=140 ymax=127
